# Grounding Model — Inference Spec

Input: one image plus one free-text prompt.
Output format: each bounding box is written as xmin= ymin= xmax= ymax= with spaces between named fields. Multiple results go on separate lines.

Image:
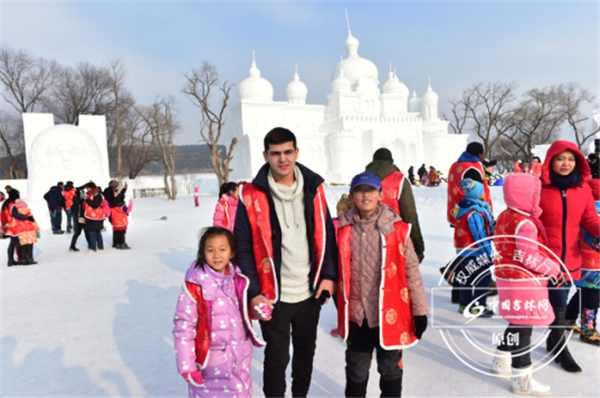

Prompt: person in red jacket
xmin=539 ymin=140 xmax=600 ymax=373
xmin=62 ymin=181 xmax=77 ymax=234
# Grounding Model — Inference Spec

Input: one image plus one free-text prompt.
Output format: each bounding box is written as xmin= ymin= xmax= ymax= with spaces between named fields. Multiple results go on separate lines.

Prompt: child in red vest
xmin=491 ymin=173 xmax=561 ymax=396
xmin=451 ymin=178 xmax=496 ymax=316
xmin=336 ymin=172 xmax=428 ymax=397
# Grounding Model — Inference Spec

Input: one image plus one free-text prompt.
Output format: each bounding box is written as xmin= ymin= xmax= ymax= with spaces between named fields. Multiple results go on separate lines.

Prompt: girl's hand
xmin=183 ymin=371 xmax=204 ymax=387
xmin=250 ymin=295 xmax=273 ymax=320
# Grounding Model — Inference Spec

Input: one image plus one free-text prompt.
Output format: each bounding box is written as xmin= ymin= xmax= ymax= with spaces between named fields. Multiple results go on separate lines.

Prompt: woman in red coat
xmin=539 ymin=140 xmax=600 ymax=373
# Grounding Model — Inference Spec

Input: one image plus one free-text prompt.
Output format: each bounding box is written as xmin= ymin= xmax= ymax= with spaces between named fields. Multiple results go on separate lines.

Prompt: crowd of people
xmin=172 ymin=128 xmax=600 ymax=398
xmin=0 ymin=180 xmax=133 ymax=262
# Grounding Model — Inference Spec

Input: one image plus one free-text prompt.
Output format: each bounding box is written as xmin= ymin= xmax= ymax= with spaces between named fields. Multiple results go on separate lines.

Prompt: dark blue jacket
xmin=43 ymin=187 xmax=65 ymax=210
xmin=234 ymin=162 xmax=339 ymax=311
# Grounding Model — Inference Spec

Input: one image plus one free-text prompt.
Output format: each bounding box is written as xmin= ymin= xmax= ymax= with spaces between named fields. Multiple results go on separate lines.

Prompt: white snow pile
xmin=1 ymin=187 xmax=598 ymax=397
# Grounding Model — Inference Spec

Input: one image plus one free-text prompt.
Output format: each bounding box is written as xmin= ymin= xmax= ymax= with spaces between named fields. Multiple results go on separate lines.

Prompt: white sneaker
xmin=510 ymin=366 xmax=551 ymax=396
xmin=97 ymin=248 xmax=104 ymax=252
xmin=491 ymin=348 xmax=512 ymax=375
xmin=86 ymin=250 xmax=97 ymax=255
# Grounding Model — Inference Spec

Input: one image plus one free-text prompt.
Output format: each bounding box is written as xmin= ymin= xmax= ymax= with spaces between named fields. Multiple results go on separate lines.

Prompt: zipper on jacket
xmin=560 ymin=190 xmax=567 ymax=263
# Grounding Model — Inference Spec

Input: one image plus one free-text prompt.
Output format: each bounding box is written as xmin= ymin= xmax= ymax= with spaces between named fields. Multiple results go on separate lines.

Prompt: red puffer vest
xmin=494 ymin=209 xmax=551 ymax=280
xmin=381 ymin=171 xmax=404 ymax=217
xmin=539 ymin=141 xmax=600 ymax=281
xmin=453 ymin=209 xmax=492 ymax=250
xmin=337 ymin=221 xmax=417 ymax=349
xmin=447 ymin=161 xmax=492 ymax=225
xmin=62 ymin=189 xmax=77 ymax=210
xmin=1 ymin=203 xmax=17 ymax=236
xmin=239 ymin=182 xmax=328 ymax=303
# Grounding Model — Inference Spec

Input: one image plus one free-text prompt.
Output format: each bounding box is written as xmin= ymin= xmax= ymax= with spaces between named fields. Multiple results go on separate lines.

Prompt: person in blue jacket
xmin=43 ymin=182 xmax=65 ymax=234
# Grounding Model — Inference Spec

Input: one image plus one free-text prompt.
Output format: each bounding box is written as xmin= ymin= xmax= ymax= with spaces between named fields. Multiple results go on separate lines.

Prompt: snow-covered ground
xmin=2 ymin=187 xmax=598 ymax=397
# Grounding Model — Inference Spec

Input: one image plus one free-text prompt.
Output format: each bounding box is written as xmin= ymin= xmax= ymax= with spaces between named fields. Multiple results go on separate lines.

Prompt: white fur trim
xmin=182 ymin=282 xmax=197 ymax=304
xmin=237 ymin=272 xmax=266 ymax=347
xmin=508 ymin=206 xmax=531 ymax=217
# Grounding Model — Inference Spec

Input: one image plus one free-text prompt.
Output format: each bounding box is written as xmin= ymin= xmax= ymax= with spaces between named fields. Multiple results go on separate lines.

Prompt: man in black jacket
xmin=234 ymin=127 xmax=338 ymax=398
xmin=43 ymin=182 xmax=65 ymax=234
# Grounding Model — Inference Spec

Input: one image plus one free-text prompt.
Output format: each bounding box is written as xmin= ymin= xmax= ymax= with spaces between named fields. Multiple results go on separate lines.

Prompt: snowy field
xmin=2 ymin=187 xmax=599 ymax=397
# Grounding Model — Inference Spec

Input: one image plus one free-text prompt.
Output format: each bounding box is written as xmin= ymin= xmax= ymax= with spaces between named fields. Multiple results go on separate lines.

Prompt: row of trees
xmin=0 ymin=47 xmax=237 ymax=199
xmin=445 ymin=81 xmax=599 ymax=172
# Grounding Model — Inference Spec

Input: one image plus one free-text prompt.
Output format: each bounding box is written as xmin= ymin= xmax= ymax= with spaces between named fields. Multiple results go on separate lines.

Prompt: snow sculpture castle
xmin=230 ymin=30 xmax=468 ymax=183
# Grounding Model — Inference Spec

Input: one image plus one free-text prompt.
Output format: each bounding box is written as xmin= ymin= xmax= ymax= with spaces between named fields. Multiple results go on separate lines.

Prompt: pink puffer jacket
xmin=495 ymin=174 xmax=561 ymax=326
xmin=213 ymin=194 xmax=238 ymax=232
xmin=173 ymin=262 xmax=264 ymax=397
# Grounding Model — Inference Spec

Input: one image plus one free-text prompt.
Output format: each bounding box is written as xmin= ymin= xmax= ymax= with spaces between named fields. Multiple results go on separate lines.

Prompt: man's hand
xmin=417 ymin=253 xmax=425 ymax=264
xmin=316 ymin=279 xmax=335 ymax=305
xmin=250 ymin=295 xmax=273 ymax=321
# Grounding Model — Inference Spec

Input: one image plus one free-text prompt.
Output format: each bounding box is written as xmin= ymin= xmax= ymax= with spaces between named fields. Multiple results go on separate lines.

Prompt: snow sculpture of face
xmin=27 ymin=125 xmax=103 ymax=200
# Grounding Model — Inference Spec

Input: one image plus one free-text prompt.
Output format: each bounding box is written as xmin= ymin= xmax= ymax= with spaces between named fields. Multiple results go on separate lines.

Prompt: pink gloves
xmin=182 ymin=371 xmax=204 ymax=387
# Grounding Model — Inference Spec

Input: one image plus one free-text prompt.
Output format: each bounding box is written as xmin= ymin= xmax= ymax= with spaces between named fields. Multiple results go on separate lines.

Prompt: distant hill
xmin=0 ymin=144 xmax=223 ymax=179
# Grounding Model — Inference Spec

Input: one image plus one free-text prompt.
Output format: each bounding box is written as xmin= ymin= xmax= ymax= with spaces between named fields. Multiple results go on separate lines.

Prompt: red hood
xmin=541 ymin=140 xmax=590 ymax=185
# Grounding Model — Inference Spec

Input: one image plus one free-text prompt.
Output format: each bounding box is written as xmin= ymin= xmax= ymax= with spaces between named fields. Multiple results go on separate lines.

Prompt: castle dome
xmin=332 ymin=32 xmax=378 ymax=86
xmin=286 ymin=69 xmax=308 ymax=104
xmin=238 ymin=58 xmax=274 ymax=101
xmin=332 ymin=69 xmax=352 ymax=92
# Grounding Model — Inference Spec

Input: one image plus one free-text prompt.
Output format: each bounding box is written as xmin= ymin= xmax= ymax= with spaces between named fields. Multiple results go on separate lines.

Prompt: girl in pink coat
xmin=491 ymin=173 xmax=561 ymax=396
xmin=173 ymin=227 xmax=264 ymax=398
xmin=213 ymin=182 xmax=239 ymax=232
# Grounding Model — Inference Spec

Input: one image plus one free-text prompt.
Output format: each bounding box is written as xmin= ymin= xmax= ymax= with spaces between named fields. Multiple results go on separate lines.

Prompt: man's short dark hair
xmin=264 ymin=127 xmax=297 ymax=153
xmin=57 ymin=181 xmax=64 ymax=187
xmin=466 ymin=142 xmax=484 ymax=157
xmin=373 ymin=148 xmax=394 ymax=163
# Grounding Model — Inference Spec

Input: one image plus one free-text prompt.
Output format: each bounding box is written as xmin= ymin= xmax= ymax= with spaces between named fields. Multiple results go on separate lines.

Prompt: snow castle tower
xmin=229 ymin=20 xmax=467 ymax=183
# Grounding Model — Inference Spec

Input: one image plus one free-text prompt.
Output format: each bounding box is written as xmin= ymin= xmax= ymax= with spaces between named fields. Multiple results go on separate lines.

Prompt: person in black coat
xmin=43 ymin=182 xmax=65 ymax=234
xmin=408 ymin=166 xmax=415 ymax=185
xmin=69 ymin=184 xmax=90 ymax=252
xmin=417 ymin=164 xmax=427 ymax=182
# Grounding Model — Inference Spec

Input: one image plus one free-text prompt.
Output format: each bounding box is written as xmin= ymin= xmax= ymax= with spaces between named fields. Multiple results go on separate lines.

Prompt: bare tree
xmin=559 ymin=83 xmax=599 ymax=150
xmin=46 ymin=62 xmax=112 ymax=125
xmin=136 ymin=97 xmax=179 ymax=200
xmin=123 ymin=110 xmax=159 ymax=179
xmin=0 ymin=47 xmax=57 ymax=178
xmin=0 ymin=47 xmax=57 ymax=113
xmin=106 ymin=56 xmax=134 ymax=184
xmin=0 ymin=112 xmax=25 ymax=178
xmin=497 ymin=85 xmax=566 ymax=164
xmin=445 ymin=81 xmax=517 ymax=157
xmin=182 ymin=61 xmax=236 ymax=187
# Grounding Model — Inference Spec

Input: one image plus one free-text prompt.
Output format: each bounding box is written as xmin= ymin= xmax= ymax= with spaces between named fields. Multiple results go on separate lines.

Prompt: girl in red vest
xmin=491 ymin=173 xmax=561 ymax=396
xmin=213 ymin=182 xmax=239 ymax=232
xmin=173 ymin=227 xmax=264 ymax=397
xmin=539 ymin=141 xmax=600 ymax=373
xmin=337 ymin=172 xmax=428 ymax=397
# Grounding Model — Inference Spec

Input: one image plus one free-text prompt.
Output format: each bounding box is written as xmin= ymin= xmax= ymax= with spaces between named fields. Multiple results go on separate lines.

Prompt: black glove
xmin=27 ymin=216 xmax=35 ymax=222
xmin=413 ymin=315 xmax=428 ymax=340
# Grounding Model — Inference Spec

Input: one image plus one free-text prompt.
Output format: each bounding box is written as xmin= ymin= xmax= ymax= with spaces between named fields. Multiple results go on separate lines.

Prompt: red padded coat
xmin=539 ymin=141 xmax=600 ymax=281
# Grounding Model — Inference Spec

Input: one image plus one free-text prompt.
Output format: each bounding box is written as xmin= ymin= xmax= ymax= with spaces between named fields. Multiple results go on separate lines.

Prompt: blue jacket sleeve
xmin=320 ymin=208 xmax=339 ymax=282
xmin=233 ymin=197 xmax=262 ymax=300
xmin=583 ymin=229 xmax=596 ymax=249
xmin=468 ymin=212 xmax=493 ymax=257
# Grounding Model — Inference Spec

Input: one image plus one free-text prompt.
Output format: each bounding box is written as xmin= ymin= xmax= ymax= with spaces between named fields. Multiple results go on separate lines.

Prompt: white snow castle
xmin=230 ymin=30 xmax=468 ymax=183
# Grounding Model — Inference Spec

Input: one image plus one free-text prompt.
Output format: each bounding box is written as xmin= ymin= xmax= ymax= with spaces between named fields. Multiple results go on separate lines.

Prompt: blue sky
xmin=1 ymin=1 xmax=598 ymax=145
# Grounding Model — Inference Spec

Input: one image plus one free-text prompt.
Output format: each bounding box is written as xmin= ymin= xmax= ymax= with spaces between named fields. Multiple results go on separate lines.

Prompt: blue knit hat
xmin=459 ymin=178 xmax=484 ymax=199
